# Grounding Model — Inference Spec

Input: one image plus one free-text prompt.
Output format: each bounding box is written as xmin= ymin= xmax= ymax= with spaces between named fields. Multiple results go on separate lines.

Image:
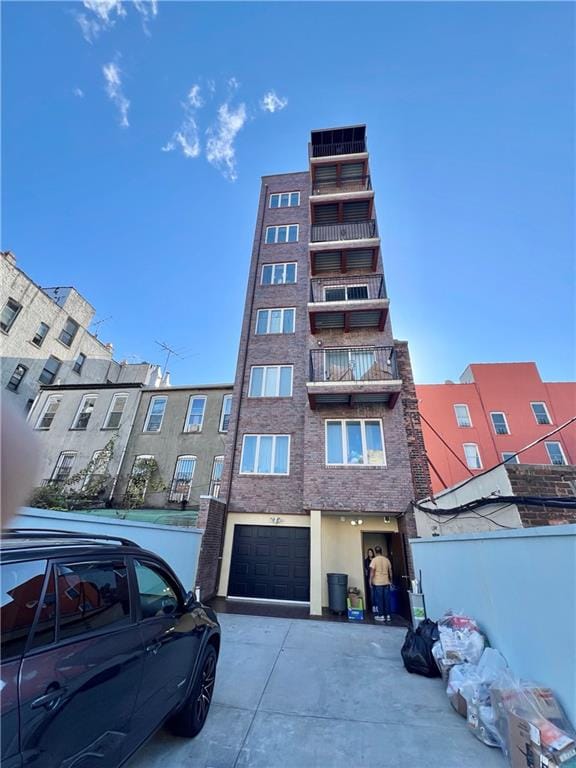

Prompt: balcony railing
xmin=168 ymin=478 xmax=192 ymax=502
xmin=41 ymin=477 xmax=66 ymax=487
xmin=309 ymin=347 xmax=398 ymax=383
xmin=310 ymin=140 xmax=367 ymax=158
xmin=309 ymin=275 xmax=386 ymax=303
xmin=310 ymin=220 xmax=377 ymax=243
xmin=311 ymin=176 xmax=371 ymax=196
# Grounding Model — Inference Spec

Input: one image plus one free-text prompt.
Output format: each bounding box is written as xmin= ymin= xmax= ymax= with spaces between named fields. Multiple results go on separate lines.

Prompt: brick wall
xmin=195 ymin=495 xmax=227 ymax=600
xmin=506 ymin=464 xmax=576 ymax=527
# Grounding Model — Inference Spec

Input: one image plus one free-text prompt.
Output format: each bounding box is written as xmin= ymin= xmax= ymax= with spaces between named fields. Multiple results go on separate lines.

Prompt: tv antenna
xmin=154 ymin=340 xmax=197 ymax=372
xmin=90 ymin=316 xmax=112 ymax=338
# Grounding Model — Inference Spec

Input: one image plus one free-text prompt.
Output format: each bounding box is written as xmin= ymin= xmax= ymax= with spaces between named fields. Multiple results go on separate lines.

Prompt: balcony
xmin=310 ymin=176 xmax=373 ymax=206
xmin=310 ymin=247 xmax=379 ymax=275
xmin=307 ymin=347 xmax=402 ymax=409
xmin=308 ymin=275 xmax=389 ymax=333
xmin=310 ymin=220 xmax=378 ymax=245
xmin=309 ymin=126 xmax=367 ymax=161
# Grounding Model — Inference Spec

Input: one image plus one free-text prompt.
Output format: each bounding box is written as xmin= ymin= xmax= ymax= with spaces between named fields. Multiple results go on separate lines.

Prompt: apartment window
xmin=261 ymin=262 xmax=297 ymax=285
xmin=35 ymin=395 xmax=62 ymax=430
xmin=240 ymin=435 xmax=290 ymax=475
xmin=324 ymin=284 xmax=368 ymax=302
xmin=51 ymin=452 xmax=76 ymax=482
xmin=25 ymin=399 xmax=34 ymax=414
xmin=463 ymin=443 xmax=482 ymax=470
xmin=31 ymin=322 xmax=50 ymax=347
xmin=219 ymin=394 xmax=232 ymax=433
xmin=38 ymin=356 xmax=61 ymax=385
xmin=265 ymin=225 xmax=299 ymax=244
xmin=144 ymin=396 xmax=167 ymax=432
xmin=58 ymin=317 xmax=80 ymax=347
xmin=269 ymin=192 xmax=300 ymax=208
xmin=103 ymin=393 xmax=128 ymax=430
xmin=324 ymin=348 xmax=376 ymax=381
xmin=6 ymin=364 xmax=28 ymax=392
xmin=184 ymin=396 xmax=206 ymax=433
xmin=490 ymin=412 xmax=510 ymax=435
xmin=169 ymin=456 xmax=197 ymax=502
xmin=454 ymin=404 xmax=472 ymax=428
xmin=210 ymin=455 xmax=224 ymax=498
xmin=502 ymin=452 xmax=520 ymax=464
xmin=72 ymin=353 xmax=86 ymax=375
xmin=531 ymin=402 xmax=552 ymax=425
xmin=255 ymin=308 xmax=295 ymax=334
xmin=0 ymin=298 xmax=22 ymax=333
xmin=326 ymin=419 xmax=386 ymax=466
xmin=71 ymin=394 xmax=97 ymax=430
xmin=546 ymin=442 xmax=567 ymax=466
xmin=249 ymin=365 xmax=293 ymax=397
xmin=129 ymin=455 xmax=154 ymax=502
xmin=82 ymin=449 xmax=110 ymax=489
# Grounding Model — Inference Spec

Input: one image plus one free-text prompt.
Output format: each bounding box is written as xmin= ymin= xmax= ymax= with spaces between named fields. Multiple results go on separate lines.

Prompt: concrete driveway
xmin=128 ymin=613 xmax=505 ymax=768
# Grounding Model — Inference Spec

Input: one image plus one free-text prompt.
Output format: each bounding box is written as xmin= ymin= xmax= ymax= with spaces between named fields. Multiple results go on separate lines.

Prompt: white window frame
xmin=209 ymin=455 xmax=224 ymax=498
xmin=103 ymin=393 xmax=129 ymax=430
xmin=71 ymin=394 xmax=98 ymax=431
xmin=323 ymin=283 xmax=368 ymax=302
xmin=323 ymin=348 xmax=376 ymax=382
xmin=183 ymin=395 xmax=207 ymax=433
xmin=463 ymin=443 xmax=482 ymax=469
xmin=269 ymin=191 xmax=300 ymax=208
xmin=72 ymin=352 xmax=86 ymax=375
xmin=502 ymin=452 xmax=520 ymax=464
xmin=35 ymin=395 xmax=62 ymax=430
xmin=169 ymin=455 xmax=197 ymax=502
xmin=144 ymin=396 xmax=168 ymax=433
xmin=325 ymin=419 xmax=386 ymax=467
xmin=82 ymin=449 xmax=110 ymax=489
xmin=249 ymin=365 xmax=293 ymax=398
xmin=255 ymin=307 xmax=295 ymax=335
xmin=52 ymin=451 xmax=77 ymax=482
xmin=31 ymin=321 xmax=50 ymax=347
xmin=129 ymin=454 xmax=154 ymax=501
xmin=545 ymin=442 xmax=567 ymax=466
xmin=264 ymin=224 xmax=299 ymax=244
xmin=261 ymin=262 xmax=298 ymax=285
xmin=490 ymin=411 xmax=510 ymax=435
xmin=239 ymin=434 xmax=291 ymax=476
xmin=531 ymin=402 xmax=552 ymax=425
xmin=219 ymin=394 xmax=233 ymax=433
xmin=454 ymin=404 xmax=472 ymax=428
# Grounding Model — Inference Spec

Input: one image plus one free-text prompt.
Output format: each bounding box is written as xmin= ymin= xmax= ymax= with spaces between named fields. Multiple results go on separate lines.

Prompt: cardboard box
xmin=449 ymin=691 xmax=468 ymax=719
xmin=437 ymin=657 xmax=458 ymax=683
xmin=508 ymin=711 xmax=576 ymax=768
xmin=347 ymin=597 xmax=364 ymax=622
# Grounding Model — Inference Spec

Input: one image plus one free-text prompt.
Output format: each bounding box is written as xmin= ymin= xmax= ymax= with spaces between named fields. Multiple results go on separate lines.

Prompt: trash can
xmin=389 ymin=585 xmax=399 ymax=616
xmin=327 ymin=573 xmax=348 ymax=614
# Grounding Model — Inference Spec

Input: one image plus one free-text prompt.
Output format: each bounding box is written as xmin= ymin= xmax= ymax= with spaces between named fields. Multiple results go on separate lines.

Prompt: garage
xmin=228 ymin=525 xmax=310 ymax=602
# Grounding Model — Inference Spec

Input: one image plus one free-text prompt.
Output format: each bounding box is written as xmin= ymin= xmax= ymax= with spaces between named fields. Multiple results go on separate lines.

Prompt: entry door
xmin=387 ymin=533 xmax=411 ymax=619
xmin=228 ymin=525 xmax=310 ymax=602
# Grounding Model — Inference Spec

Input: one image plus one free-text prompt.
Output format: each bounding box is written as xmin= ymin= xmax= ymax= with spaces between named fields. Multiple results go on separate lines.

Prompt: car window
xmin=28 ymin=567 xmax=57 ymax=651
xmin=134 ymin=560 xmax=180 ymax=619
xmin=57 ymin=560 xmax=130 ymax=641
xmin=1 ymin=560 xmax=48 ymax=660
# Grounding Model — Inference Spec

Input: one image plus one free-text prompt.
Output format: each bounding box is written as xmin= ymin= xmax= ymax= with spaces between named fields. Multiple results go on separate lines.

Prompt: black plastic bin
xmin=327 ymin=573 xmax=348 ymax=614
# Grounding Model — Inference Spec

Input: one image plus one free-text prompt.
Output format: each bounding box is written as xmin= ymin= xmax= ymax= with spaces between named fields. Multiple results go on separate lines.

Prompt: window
xmin=210 ymin=455 xmax=224 ymax=498
xmin=490 ymin=412 xmax=510 ymax=435
xmin=82 ymin=449 xmax=110 ymax=489
xmin=38 ymin=356 xmax=61 ymax=385
xmin=57 ymin=561 xmax=130 ymax=640
xmin=269 ymin=192 xmax=300 ymax=208
xmin=255 ymin=308 xmax=295 ymax=334
xmin=103 ymin=393 xmax=128 ymax=429
xmin=58 ymin=317 xmax=79 ymax=347
xmin=546 ymin=442 xmax=567 ymax=466
xmin=0 ymin=298 xmax=22 ymax=333
xmin=324 ymin=284 xmax=368 ymax=302
xmin=454 ymin=404 xmax=472 ymax=428
xmin=31 ymin=321 xmax=50 ymax=347
xmin=240 ymin=434 xmax=290 ymax=475
xmin=169 ymin=455 xmax=197 ymax=502
xmin=71 ymin=394 xmax=97 ymax=430
xmin=261 ymin=262 xmax=297 ymax=285
xmin=502 ymin=452 xmax=520 ymax=464
xmin=134 ymin=561 xmax=180 ymax=619
xmin=36 ymin=395 xmax=62 ymax=429
xmin=184 ymin=396 xmax=206 ymax=433
xmin=144 ymin=396 xmax=167 ymax=432
xmin=72 ymin=352 xmax=86 ymax=374
xmin=531 ymin=402 xmax=552 ymax=425
xmin=249 ymin=365 xmax=293 ymax=397
xmin=51 ymin=452 xmax=77 ymax=482
xmin=128 ymin=455 xmax=154 ymax=503
xmin=25 ymin=399 xmax=34 ymax=414
xmin=29 ymin=567 xmax=56 ymax=651
xmin=326 ymin=419 xmax=386 ymax=466
xmin=463 ymin=444 xmax=482 ymax=470
xmin=219 ymin=394 xmax=232 ymax=432
xmin=265 ymin=224 xmax=299 ymax=244
xmin=6 ymin=363 xmax=27 ymax=392
xmin=1 ymin=560 xmax=48 ymax=659
xmin=324 ymin=348 xmax=376 ymax=381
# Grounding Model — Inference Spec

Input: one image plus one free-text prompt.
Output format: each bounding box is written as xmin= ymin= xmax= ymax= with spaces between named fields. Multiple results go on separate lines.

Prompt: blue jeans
xmin=373 ymin=585 xmax=391 ymax=617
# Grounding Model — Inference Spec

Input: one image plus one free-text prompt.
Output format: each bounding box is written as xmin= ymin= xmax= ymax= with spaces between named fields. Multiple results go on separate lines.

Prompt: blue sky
xmin=3 ymin=1 xmax=574 ymax=385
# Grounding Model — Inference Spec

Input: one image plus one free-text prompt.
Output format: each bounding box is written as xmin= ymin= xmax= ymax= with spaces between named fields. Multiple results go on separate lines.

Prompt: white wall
xmin=15 ymin=507 xmax=203 ymax=591
xmin=411 ymin=524 xmax=576 ymax=724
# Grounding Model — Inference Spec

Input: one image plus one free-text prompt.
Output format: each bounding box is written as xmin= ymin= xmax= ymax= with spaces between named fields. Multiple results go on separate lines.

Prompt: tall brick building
xmin=211 ymin=126 xmax=429 ymax=616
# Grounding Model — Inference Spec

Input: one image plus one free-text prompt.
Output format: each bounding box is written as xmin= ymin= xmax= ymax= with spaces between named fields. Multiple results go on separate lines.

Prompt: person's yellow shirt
xmin=370 ymin=555 xmax=392 ymax=586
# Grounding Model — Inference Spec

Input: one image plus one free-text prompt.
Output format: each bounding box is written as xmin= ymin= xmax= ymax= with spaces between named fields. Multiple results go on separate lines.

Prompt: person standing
xmin=370 ymin=546 xmax=393 ymax=623
xmin=363 ymin=548 xmax=376 ymax=612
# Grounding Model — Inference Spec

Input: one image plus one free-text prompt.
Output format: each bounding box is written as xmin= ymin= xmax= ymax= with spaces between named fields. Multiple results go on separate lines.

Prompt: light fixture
xmin=340 ymin=516 xmax=346 ymax=522
xmin=384 ymin=515 xmax=390 ymax=524
xmin=270 ymin=516 xmax=282 ymax=525
xmin=350 ymin=518 xmax=363 ymax=526
xmin=357 ymin=519 xmax=363 ymax=525
xmin=350 ymin=520 xmax=357 ymax=526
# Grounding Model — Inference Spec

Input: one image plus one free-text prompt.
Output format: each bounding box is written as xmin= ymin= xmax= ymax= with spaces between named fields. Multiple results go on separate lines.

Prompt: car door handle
xmin=146 ymin=641 xmax=162 ymax=655
xmin=31 ymin=686 xmax=67 ymax=710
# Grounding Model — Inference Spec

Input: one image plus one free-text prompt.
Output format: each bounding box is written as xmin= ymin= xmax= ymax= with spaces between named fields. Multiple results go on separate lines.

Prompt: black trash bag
xmin=401 ymin=620 xmax=441 ymax=678
xmin=417 ymin=618 xmax=440 ymax=646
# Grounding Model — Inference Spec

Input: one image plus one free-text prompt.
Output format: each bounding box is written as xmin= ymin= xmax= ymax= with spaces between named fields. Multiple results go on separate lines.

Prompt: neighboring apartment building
xmin=416 ymin=362 xmax=576 ymax=494
xmin=213 ymin=125 xmax=429 ymax=615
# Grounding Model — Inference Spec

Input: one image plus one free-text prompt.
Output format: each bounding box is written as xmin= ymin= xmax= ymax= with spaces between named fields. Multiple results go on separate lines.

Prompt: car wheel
xmin=168 ymin=645 xmax=217 ymax=738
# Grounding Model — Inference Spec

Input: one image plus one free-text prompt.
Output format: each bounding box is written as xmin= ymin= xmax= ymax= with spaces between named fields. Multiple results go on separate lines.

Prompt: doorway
xmin=361 ymin=531 xmax=410 ymax=620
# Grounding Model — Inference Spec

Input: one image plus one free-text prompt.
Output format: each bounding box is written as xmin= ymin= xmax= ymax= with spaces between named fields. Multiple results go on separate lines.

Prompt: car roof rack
xmin=2 ymin=528 xmax=140 ymax=548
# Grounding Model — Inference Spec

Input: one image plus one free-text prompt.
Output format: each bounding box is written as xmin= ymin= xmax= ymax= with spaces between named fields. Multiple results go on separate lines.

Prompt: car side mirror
xmin=184 ymin=590 xmax=196 ymax=610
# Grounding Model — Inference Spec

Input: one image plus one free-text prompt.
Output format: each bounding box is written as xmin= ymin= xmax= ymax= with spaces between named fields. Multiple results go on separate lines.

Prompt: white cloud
xmin=187 ymin=84 xmax=203 ymax=109
xmin=103 ymin=62 xmax=130 ymax=128
xmin=162 ymin=84 xmax=203 ymax=159
xmin=73 ymin=87 xmax=85 ymax=98
xmin=76 ymin=0 xmax=156 ymax=42
xmin=206 ymin=103 xmax=247 ymax=181
xmin=228 ymin=77 xmax=240 ymax=91
xmin=260 ymin=90 xmax=288 ymax=114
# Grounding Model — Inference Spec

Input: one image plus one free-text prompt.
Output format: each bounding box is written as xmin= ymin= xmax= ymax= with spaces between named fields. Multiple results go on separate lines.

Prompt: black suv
xmin=1 ymin=529 xmax=221 ymax=767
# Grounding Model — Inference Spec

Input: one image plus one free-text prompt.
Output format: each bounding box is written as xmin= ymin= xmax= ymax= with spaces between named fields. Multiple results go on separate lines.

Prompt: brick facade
xmin=196 ymin=495 xmax=227 ymax=600
xmin=506 ymin=464 xmax=576 ymax=527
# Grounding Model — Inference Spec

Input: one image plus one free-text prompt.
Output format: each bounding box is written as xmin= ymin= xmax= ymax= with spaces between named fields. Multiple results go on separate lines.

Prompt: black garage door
xmin=228 ymin=525 xmax=310 ymax=602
